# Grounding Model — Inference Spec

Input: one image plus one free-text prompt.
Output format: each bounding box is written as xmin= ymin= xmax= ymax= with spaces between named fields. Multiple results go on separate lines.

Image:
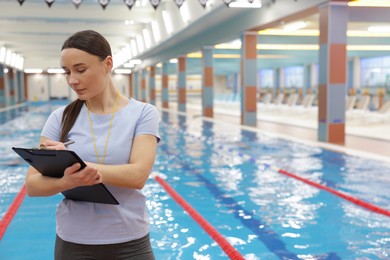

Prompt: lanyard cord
xmin=85 ymin=91 xmax=120 ymax=164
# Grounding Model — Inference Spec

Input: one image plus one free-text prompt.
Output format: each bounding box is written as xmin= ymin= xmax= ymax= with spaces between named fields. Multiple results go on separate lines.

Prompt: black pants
xmin=55 ymin=233 xmax=155 ymax=260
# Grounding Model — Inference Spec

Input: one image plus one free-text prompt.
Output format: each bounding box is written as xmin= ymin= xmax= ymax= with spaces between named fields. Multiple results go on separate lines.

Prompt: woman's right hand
xmin=61 ymin=163 xmax=103 ymax=190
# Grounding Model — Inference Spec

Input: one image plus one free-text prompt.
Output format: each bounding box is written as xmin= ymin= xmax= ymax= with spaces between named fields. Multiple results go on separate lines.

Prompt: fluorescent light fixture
xmin=114 ymin=69 xmax=132 ymax=74
xmin=143 ymin=28 xmax=152 ymax=49
xmin=349 ymin=0 xmax=390 ymax=7
xmin=123 ymin=63 xmax=134 ymax=68
xmin=136 ymin=34 xmax=144 ymax=54
xmin=131 ymin=39 xmax=138 ymax=56
xmin=0 ymin=47 xmax=6 ymax=63
xmin=124 ymin=59 xmax=142 ymax=68
xmin=131 ymin=59 xmax=142 ymax=65
xmin=10 ymin=52 xmax=16 ymax=67
xmin=16 ymin=55 xmax=24 ymax=69
xmin=162 ymin=10 xmax=173 ymax=34
xmin=124 ymin=44 xmax=132 ymax=60
xmin=229 ymin=0 xmax=262 ymax=8
xmin=368 ymin=26 xmax=390 ymax=33
xmin=169 ymin=58 xmax=178 ymax=63
xmin=258 ymin=43 xmax=318 ymax=50
xmin=151 ymin=21 xmax=161 ymax=43
xmin=180 ymin=2 xmax=191 ymax=23
xmin=24 ymin=69 xmax=43 ymax=74
xmin=283 ymin=21 xmax=307 ymax=31
xmin=5 ymin=50 xmax=12 ymax=65
xmin=47 ymin=68 xmax=65 ymax=74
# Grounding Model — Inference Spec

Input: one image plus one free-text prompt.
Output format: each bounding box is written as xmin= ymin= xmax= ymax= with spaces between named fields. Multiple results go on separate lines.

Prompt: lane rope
xmin=155 ymin=176 xmax=245 ymax=260
xmin=265 ymin=164 xmax=390 ymax=218
xmin=0 ymin=185 xmax=26 ymax=240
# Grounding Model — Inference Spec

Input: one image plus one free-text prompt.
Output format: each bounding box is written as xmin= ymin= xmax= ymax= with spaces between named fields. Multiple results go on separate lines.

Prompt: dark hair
xmin=59 ymin=30 xmax=112 ymax=142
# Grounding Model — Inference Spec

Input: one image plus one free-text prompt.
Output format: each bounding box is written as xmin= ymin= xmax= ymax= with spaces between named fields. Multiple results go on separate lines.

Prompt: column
xmin=129 ymin=73 xmax=133 ymax=98
xmin=149 ymin=65 xmax=156 ymax=105
xmin=16 ymin=70 xmax=24 ymax=103
xmin=0 ymin=64 xmax=4 ymax=107
xmin=177 ymin=55 xmax=186 ymax=112
xmin=133 ymin=71 xmax=139 ymax=100
xmin=318 ymin=1 xmax=348 ymax=144
xmin=274 ymin=68 xmax=280 ymax=99
xmin=201 ymin=46 xmax=214 ymax=118
xmin=304 ymin=64 xmax=311 ymax=94
xmin=7 ymin=68 xmax=15 ymax=105
xmin=141 ymin=69 xmax=146 ymax=102
xmin=240 ymin=31 xmax=257 ymax=126
xmin=162 ymin=62 xmax=169 ymax=108
xmin=351 ymin=57 xmax=360 ymax=96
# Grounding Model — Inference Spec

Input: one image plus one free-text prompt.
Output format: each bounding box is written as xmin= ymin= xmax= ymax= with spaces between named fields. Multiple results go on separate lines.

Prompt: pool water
xmin=0 ymin=102 xmax=389 ymax=259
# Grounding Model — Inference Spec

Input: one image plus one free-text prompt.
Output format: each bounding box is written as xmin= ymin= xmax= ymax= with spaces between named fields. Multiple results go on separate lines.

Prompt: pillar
xmin=177 ymin=55 xmax=186 ymax=112
xmin=201 ymin=46 xmax=214 ymax=118
xmin=133 ymin=71 xmax=139 ymax=100
xmin=162 ymin=62 xmax=169 ymax=108
xmin=240 ymin=31 xmax=257 ymax=126
xmin=141 ymin=69 xmax=146 ymax=102
xmin=149 ymin=65 xmax=156 ymax=105
xmin=7 ymin=68 xmax=15 ymax=105
xmin=318 ymin=1 xmax=348 ymax=144
xmin=129 ymin=73 xmax=133 ymax=98
xmin=0 ymin=64 xmax=4 ymax=107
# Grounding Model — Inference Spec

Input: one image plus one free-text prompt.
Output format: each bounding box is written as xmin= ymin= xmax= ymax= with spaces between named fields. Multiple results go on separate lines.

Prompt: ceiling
xmin=1 ymin=0 xmax=390 ymax=75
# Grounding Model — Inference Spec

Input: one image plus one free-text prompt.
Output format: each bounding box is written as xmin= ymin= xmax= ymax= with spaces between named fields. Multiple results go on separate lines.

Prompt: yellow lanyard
xmin=85 ymin=91 xmax=120 ymax=164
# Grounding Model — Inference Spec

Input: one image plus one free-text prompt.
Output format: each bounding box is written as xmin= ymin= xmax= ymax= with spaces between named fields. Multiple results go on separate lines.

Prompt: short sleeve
xmin=135 ymin=104 xmax=161 ymax=142
xmin=40 ymin=106 xmax=65 ymax=141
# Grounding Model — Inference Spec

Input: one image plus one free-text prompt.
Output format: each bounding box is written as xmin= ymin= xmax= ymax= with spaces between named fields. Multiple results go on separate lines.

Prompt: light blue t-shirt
xmin=41 ymin=98 xmax=160 ymax=244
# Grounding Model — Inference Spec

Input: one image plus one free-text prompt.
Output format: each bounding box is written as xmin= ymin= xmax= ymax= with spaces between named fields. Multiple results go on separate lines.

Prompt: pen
xmin=63 ymin=140 xmax=75 ymax=146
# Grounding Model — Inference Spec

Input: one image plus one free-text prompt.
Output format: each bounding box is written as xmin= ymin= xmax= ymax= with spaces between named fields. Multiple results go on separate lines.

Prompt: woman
xmin=25 ymin=30 xmax=160 ymax=259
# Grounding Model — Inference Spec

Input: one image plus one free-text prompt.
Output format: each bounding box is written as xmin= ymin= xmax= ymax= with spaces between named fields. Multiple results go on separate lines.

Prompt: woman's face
xmin=61 ymin=48 xmax=111 ymax=100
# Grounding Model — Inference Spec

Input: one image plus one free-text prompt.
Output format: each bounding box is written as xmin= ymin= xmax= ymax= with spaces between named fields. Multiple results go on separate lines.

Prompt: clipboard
xmin=12 ymin=147 xmax=119 ymax=205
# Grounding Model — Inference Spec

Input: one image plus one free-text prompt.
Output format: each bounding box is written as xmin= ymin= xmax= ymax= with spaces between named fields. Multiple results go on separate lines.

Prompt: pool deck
xmin=159 ymin=101 xmax=390 ymax=163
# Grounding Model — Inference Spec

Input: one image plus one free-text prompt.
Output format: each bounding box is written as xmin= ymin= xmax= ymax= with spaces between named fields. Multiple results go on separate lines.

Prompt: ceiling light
xmin=136 ymin=34 xmax=144 ymax=53
xmin=349 ymin=0 xmax=390 ymax=7
xmin=162 ymin=10 xmax=173 ymax=34
xmin=131 ymin=39 xmax=138 ymax=56
xmin=5 ymin=50 xmax=12 ymax=65
xmin=367 ymin=26 xmax=390 ymax=33
xmin=114 ymin=69 xmax=132 ymax=74
xmin=123 ymin=63 xmax=134 ymax=68
xmin=24 ymin=69 xmax=43 ymax=74
xmin=143 ymin=29 xmax=152 ymax=49
xmin=228 ymin=0 xmax=262 ymax=8
xmin=0 ymin=47 xmax=6 ymax=63
xmin=180 ymin=2 xmax=191 ymax=23
xmin=131 ymin=59 xmax=142 ymax=65
xmin=151 ymin=21 xmax=161 ymax=43
xmin=283 ymin=21 xmax=307 ymax=31
xmin=47 ymin=68 xmax=65 ymax=74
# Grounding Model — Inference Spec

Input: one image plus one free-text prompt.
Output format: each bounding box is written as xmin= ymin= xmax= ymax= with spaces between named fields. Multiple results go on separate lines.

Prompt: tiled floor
xmin=160 ymin=101 xmax=390 ymax=163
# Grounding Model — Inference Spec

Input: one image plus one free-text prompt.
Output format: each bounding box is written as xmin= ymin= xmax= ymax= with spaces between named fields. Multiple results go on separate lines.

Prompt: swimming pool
xmin=1 ymin=102 xmax=389 ymax=259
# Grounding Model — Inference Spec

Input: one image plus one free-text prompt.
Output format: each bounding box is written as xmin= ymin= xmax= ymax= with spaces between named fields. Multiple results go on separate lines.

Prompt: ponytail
xmin=60 ymin=99 xmax=84 ymax=142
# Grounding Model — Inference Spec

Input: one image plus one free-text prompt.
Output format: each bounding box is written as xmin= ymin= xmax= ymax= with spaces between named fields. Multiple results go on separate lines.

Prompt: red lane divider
xmin=277 ymin=168 xmax=390 ymax=218
xmin=0 ymin=185 xmax=26 ymax=240
xmin=155 ymin=176 xmax=245 ymax=260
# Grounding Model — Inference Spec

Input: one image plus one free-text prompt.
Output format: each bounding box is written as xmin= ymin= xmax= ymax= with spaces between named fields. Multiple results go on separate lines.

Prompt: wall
xmin=26 ymin=73 xmax=130 ymax=101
